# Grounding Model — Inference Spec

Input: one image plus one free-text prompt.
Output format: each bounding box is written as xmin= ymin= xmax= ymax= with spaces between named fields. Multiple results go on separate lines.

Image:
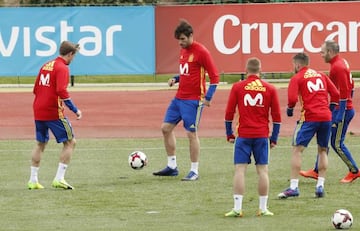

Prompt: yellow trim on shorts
xmin=61 ymin=118 xmax=73 ymax=140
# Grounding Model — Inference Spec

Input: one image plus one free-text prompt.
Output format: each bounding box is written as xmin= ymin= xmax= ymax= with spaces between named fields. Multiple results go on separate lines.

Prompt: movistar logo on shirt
xmin=307 ymin=78 xmax=325 ymax=92
xmin=244 ymin=93 xmax=264 ymax=106
xmin=244 ymin=79 xmax=266 ymax=92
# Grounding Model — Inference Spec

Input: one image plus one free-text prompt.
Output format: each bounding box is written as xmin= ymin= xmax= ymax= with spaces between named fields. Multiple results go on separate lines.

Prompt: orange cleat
xmin=340 ymin=171 xmax=360 ymax=183
xmin=299 ymin=169 xmax=318 ymax=180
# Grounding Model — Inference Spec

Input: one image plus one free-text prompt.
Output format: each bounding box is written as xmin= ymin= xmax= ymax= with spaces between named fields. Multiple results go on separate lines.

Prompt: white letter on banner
xmin=283 ymin=22 xmax=303 ymax=53
xmin=326 ymin=22 xmax=347 ymax=51
xmin=349 ymin=21 xmax=360 ymax=52
xmin=242 ymin=23 xmax=258 ymax=54
xmin=36 ymin=26 xmax=57 ymax=56
xmin=0 ymin=27 xmax=19 ymax=57
xmin=24 ymin=27 xmax=31 ymax=57
xmin=106 ymin=25 xmax=122 ymax=56
xmin=259 ymin=23 xmax=282 ymax=54
xmin=60 ymin=21 xmax=74 ymax=42
xmin=213 ymin=14 xmax=240 ymax=55
xmin=78 ymin=26 xmax=102 ymax=56
xmin=303 ymin=22 xmax=323 ymax=53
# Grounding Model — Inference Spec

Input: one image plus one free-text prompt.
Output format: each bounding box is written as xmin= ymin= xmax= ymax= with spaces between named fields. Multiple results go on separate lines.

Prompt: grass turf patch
xmin=0 ymin=137 xmax=359 ymax=230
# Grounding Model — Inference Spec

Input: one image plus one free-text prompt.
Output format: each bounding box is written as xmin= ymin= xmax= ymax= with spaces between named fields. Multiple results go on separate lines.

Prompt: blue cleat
xmin=153 ymin=166 xmax=179 ymax=176
xmin=315 ymin=185 xmax=325 ymax=198
xmin=181 ymin=171 xmax=199 ymax=181
xmin=278 ymin=187 xmax=300 ymax=199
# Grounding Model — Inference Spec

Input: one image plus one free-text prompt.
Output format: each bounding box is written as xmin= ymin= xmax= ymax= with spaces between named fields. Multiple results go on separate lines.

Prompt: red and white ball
xmin=332 ymin=209 xmax=353 ymax=229
xmin=128 ymin=151 xmax=147 ymax=170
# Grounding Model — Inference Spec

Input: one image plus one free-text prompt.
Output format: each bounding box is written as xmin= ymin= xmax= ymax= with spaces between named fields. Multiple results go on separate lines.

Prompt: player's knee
xmin=64 ymin=139 xmax=76 ymax=149
xmin=161 ymin=123 xmax=174 ymax=134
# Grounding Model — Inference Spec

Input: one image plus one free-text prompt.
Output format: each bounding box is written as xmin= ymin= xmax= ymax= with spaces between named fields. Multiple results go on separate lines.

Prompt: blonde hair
xmin=246 ymin=57 xmax=261 ymax=74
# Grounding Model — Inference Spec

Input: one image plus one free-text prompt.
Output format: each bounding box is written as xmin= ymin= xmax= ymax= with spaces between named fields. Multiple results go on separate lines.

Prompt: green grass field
xmin=0 ymin=137 xmax=359 ymax=231
xmin=0 ymin=73 xmax=291 ymax=85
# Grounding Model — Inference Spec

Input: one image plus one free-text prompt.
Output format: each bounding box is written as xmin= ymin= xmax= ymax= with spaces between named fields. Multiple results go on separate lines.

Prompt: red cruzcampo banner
xmin=155 ymin=2 xmax=360 ymax=74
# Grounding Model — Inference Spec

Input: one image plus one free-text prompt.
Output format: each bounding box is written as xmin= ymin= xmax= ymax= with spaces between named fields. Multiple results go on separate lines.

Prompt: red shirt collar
xmin=329 ymin=54 xmax=340 ymax=64
xmin=56 ymin=56 xmax=68 ymax=65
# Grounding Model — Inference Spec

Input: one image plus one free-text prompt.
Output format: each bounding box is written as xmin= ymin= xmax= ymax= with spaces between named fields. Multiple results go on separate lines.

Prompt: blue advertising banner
xmin=0 ymin=6 xmax=155 ymax=76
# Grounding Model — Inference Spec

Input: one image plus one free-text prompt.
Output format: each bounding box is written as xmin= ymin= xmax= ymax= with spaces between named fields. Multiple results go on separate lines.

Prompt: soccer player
xmin=224 ymin=57 xmax=281 ymax=217
xmin=153 ymin=20 xmax=219 ymax=181
xmin=278 ymin=52 xmax=339 ymax=199
xmin=27 ymin=41 xmax=82 ymax=190
xmin=299 ymin=40 xmax=360 ymax=183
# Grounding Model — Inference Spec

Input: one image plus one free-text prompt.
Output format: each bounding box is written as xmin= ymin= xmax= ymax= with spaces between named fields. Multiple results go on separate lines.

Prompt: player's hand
xmin=168 ymin=78 xmax=176 ymax=87
xmin=227 ymin=134 xmax=235 ymax=143
xmin=269 ymin=139 xmax=277 ymax=149
xmin=286 ymin=107 xmax=294 ymax=117
xmin=329 ymin=103 xmax=336 ymax=112
xmin=203 ymin=99 xmax=211 ymax=107
xmin=76 ymin=109 xmax=82 ymax=120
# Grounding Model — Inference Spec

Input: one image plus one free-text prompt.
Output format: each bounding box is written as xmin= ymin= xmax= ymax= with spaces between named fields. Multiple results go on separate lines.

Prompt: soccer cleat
xmin=181 ymin=171 xmax=199 ymax=181
xmin=153 ymin=166 xmax=179 ymax=176
xmin=28 ymin=181 xmax=44 ymax=190
xmin=257 ymin=209 xmax=274 ymax=216
xmin=278 ymin=187 xmax=300 ymax=199
xmin=52 ymin=179 xmax=74 ymax=190
xmin=315 ymin=185 xmax=325 ymax=198
xmin=225 ymin=209 xmax=243 ymax=217
xmin=340 ymin=171 xmax=360 ymax=183
xmin=299 ymin=169 xmax=318 ymax=180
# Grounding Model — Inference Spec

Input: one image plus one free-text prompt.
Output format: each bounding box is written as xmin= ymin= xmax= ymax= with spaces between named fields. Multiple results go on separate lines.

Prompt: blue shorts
xmin=35 ymin=118 xmax=75 ymax=143
xmin=234 ymin=137 xmax=269 ymax=165
xmin=292 ymin=121 xmax=331 ymax=148
xmin=163 ymin=98 xmax=204 ymax=132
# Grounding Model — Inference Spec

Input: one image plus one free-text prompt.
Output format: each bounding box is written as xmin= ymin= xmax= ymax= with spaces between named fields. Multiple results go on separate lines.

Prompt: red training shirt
xmin=287 ymin=67 xmax=339 ymax=122
xmin=33 ymin=56 xmax=71 ymax=120
xmin=225 ymin=75 xmax=281 ymax=138
xmin=176 ymin=41 xmax=219 ymax=100
xmin=328 ymin=55 xmax=353 ymax=110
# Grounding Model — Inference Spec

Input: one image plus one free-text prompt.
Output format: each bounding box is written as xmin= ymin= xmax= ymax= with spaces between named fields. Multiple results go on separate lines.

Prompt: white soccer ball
xmin=128 ymin=151 xmax=147 ymax=170
xmin=332 ymin=209 xmax=353 ymax=229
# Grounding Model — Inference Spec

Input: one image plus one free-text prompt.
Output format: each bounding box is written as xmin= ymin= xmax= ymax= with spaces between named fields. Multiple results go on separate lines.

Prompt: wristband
xmin=205 ymin=84 xmax=217 ymax=101
xmin=329 ymin=103 xmax=336 ymax=112
xmin=287 ymin=107 xmax=294 ymax=117
xmin=225 ymin=120 xmax=233 ymax=136
xmin=173 ymin=75 xmax=180 ymax=83
xmin=270 ymin=123 xmax=280 ymax=144
xmin=64 ymin=99 xmax=78 ymax=113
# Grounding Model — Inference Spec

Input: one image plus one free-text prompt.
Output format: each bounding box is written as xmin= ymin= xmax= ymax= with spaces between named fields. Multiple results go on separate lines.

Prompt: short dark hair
xmin=324 ymin=40 xmax=340 ymax=54
xmin=246 ymin=57 xmax=261 ymax=74
xmin=59 ymin=41 xmax=80 ymax=56
xmin=174 ymin=20 xmax=193 ymax=39
xmin=293 ymin=52 xmax=309 ymax=66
